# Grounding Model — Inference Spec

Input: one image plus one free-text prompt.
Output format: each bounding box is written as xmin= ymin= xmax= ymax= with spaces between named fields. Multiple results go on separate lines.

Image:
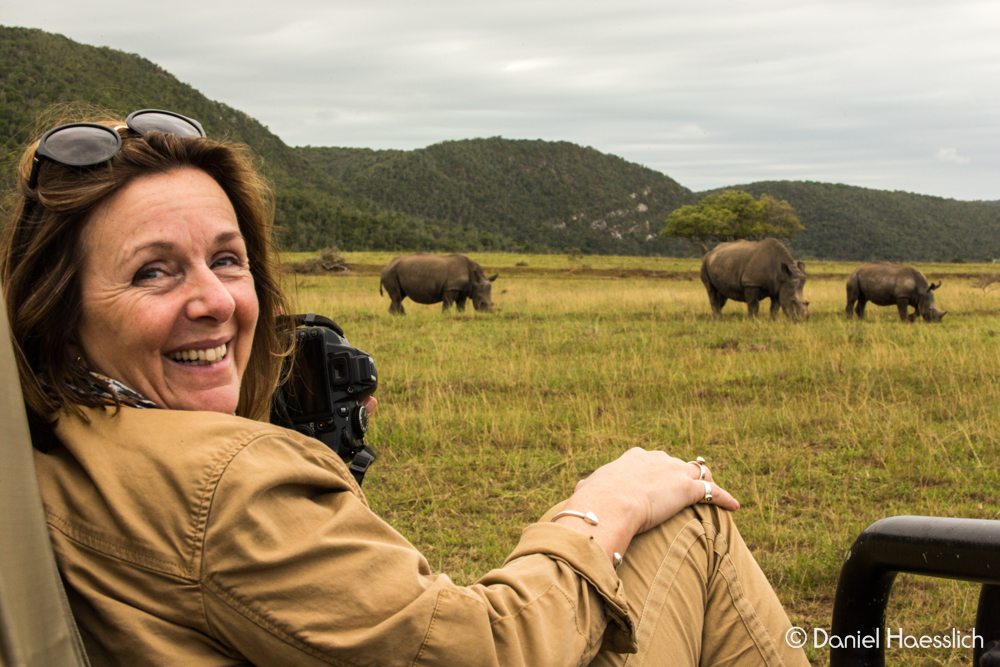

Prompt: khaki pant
xmin=541 ymin=503 xmax=810 ymax=667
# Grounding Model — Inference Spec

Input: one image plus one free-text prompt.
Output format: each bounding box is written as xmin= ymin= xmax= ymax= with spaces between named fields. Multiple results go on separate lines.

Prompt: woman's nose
xmin=185 ymin=266 xmax=236 ymax=322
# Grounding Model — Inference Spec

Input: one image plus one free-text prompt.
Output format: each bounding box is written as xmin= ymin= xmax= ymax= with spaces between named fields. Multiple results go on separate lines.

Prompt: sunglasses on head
xmin=27 ymin=109 xmax=206 ymax=189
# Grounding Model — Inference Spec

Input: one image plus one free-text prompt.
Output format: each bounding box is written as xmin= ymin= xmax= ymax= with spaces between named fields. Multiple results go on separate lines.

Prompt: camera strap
xmin=289 ymin=312 xmax=344 ymax=336
xmin=348 ymin=445 xmax=377 ymax=486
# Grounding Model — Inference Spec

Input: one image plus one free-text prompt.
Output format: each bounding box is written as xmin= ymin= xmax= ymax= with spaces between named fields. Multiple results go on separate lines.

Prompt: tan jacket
xmin=35 ymin=406 xmax=635 ymax=666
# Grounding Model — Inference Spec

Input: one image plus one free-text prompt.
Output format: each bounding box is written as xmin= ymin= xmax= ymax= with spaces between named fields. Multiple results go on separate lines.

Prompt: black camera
xmin=271 ymin=314 xmax=378 ymax=484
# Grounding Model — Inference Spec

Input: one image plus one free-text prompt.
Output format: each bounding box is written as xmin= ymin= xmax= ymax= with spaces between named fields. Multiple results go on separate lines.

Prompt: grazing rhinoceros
xmin=379 ymin=254 xmax=498 ymax=315
xmin=700 ymin=239 xmax=810 ymax=321
xmin=845 ymin=263 xmax=946 ymax=322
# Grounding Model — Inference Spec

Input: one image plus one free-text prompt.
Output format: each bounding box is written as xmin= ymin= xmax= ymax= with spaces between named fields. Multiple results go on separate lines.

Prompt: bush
xmin=286 ymin=246 xmax=349 ymax=275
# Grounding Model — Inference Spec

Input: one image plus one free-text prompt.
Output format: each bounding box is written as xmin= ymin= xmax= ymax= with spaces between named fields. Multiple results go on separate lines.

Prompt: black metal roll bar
xmin=830 ymin=515 xmax=1000 ymax=666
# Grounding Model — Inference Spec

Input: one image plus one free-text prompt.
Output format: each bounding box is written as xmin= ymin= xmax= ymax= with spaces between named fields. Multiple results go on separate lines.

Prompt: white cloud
xmin=935 ymin=148 xmax=971 ymax=164
xmin=4 ymin=0 xmax=1000 ymax=199
xmin=503 ymin=59 xmax=552 ymax=73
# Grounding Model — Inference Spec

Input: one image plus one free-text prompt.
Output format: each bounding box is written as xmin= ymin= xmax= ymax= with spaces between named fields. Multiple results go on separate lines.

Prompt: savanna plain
xmin=285 ymin=251 xmax=1000 ymax=666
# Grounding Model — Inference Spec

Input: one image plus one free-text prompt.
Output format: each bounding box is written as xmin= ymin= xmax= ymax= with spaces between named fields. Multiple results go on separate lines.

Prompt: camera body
xmin=271 ymin=314 xmax=378 ymax=483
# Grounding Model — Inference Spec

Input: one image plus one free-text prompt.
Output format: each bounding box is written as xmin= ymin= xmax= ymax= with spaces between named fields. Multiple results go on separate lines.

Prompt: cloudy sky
xmin=4 ymin=0 xmax=1000 ymax=200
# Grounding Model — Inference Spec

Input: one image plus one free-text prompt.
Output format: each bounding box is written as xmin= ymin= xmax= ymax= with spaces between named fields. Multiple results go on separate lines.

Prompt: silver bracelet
xmin=551 ymin=510 xmax=600 ymax=525
xmin=552 ymin=511 xmax=623 ymax=569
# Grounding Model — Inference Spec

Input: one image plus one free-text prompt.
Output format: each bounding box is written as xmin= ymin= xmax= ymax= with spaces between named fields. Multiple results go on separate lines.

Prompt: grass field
xmin=286 ymin=252 xmax=1000 ymax=666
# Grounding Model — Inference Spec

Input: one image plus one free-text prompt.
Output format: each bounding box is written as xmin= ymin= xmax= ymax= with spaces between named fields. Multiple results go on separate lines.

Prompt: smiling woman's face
xmin=73 ymin=168 xmax=259 ymax=413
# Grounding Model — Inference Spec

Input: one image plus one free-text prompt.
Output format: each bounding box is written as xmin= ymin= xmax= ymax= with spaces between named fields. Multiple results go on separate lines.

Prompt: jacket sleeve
xmin=199 ymin=431 xmax=635 ymax=667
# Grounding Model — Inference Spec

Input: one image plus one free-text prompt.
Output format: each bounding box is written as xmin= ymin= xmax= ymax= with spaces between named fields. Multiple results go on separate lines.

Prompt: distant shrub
xmin=318 ymin=246 xmax=346 ymax=265
xmin=971 ymin=274 xmax=1000 ymax=294
xmin=286 ymin=246 xmax=349 ymax=275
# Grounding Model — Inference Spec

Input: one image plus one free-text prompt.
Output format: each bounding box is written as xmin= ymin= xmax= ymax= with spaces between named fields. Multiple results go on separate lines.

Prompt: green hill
xmin=704 ymin=181 xmax=1000 ymax=262
xmin=3 ymin=25 xmax=999 ymax=261
xmin=297 ymin=140 xmax=697 ymax=256
xmin=0 ymin=25 xmax=507 ymax=252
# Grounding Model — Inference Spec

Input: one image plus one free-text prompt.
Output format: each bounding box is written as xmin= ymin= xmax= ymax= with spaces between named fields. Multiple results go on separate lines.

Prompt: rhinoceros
xmin=379 ymin=254 xmax=498 ymax=315
xmin=845 ymin=263 xmax=945 ymax=322
xmin=700 ymin=239 xmax=810 ymax=321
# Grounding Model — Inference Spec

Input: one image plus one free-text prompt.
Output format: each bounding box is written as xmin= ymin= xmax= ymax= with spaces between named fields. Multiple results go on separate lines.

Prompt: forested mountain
xmin=2 ymin=25 xmax=998 ymax=260
xmin=705 ymin=181 xmax=1000 ymax=262
xmin=0 ymin=25 xmax=509 ymax=252
xmin=297 ymin=141 xmax=696 ymax=255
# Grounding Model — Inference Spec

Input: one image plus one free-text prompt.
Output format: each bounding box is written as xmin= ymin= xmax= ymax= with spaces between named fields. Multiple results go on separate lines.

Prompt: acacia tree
xmin=660 ymin=190 xmax=803 ymax=255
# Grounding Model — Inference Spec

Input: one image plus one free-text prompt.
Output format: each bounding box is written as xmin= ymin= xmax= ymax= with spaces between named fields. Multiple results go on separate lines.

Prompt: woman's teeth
xmin=168 ymin=343 xmax=227 ymax=365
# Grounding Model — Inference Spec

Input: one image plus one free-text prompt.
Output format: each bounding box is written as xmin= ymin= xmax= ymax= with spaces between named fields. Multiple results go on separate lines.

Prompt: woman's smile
xmin=166 ymin=341 xmax=230 ymax=365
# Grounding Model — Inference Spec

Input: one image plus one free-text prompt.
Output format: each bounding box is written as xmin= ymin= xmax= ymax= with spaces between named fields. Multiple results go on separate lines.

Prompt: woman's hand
xmin=554 ymin=448 xmax=739 ymax=563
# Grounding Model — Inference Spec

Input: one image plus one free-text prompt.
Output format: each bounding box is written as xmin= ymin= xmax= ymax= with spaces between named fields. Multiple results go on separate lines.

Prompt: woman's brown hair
xmin=0 ymin=111 xmax=291 ymax=422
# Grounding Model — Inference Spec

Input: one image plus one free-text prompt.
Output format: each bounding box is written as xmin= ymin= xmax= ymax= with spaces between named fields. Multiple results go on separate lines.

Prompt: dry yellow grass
xmin=284 ymin=253 xmax=1000 ymax=665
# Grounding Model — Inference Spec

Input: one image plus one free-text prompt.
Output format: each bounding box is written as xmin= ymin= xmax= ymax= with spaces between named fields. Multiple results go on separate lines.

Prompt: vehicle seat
xmin=0 ymin=289 xmax=90 ymax=667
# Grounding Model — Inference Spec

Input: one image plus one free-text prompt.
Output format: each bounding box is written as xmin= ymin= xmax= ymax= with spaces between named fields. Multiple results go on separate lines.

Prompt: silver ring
xmin=698 ymin=480 xmax=713 ymax=504
xmin=688 ymin=456 xmax=708 ymax=481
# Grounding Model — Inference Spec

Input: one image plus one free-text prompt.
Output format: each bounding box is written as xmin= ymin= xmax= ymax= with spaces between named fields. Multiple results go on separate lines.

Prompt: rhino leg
xmin=455 ymin=296 xmax=468 ymax=312
xmin=896 ymin=298 xmax=911 ymax=322
xmin=389 ymin=299 xmax=406 ymax=316
xmin=442 ymin=290 xmax=462 ymax=312
xmin=711 ymin=295 xmax=727 ymax=318
xmin=854 ymin=297 xmax=867 ymax=320
xmin=744 ymin=287 xmax=763 ymax=319
xmin=704 ymin=283 xmax=726 ymax=319
xmin=769 ymin=298 xmax=781 ymax=320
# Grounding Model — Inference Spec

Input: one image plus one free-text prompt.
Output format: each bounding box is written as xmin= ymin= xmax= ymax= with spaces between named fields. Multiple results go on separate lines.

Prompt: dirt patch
xmin=564 ymin=267 xmax=697 ymax=280
xmin=297 ymin=263 xmax=705 ymax=280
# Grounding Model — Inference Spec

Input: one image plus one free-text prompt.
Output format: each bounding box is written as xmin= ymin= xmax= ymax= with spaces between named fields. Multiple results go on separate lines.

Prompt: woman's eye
xmin=133 ymin=266 xmax=165 ymax=283
xmin=212 ymin=254 xmax=243 ymax=269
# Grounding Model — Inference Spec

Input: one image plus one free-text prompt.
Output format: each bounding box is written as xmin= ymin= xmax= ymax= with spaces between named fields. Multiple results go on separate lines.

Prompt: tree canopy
xmin=661 ymin=190 xmax=804 ymax=254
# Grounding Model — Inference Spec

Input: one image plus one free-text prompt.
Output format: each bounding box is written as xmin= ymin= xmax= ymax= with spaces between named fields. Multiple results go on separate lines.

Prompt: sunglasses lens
xmin=42 ymin=125 xmax=121 ymax=167
xmin=128 ymin=111 xmax=205 ymax=138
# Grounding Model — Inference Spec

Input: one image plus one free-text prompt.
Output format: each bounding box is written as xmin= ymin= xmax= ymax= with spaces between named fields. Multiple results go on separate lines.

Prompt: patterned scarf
xmin=74 ymin=371 xmax=161 ymax=410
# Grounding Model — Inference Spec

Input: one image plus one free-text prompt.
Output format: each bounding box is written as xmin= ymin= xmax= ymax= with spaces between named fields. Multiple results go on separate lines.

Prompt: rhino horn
xmin=488 ymin=273 xmax=498 ymax=282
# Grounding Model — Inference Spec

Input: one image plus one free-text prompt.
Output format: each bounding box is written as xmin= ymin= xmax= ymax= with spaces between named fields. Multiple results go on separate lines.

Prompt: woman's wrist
xmin=554 ymin=492 xmax=640 ymax=564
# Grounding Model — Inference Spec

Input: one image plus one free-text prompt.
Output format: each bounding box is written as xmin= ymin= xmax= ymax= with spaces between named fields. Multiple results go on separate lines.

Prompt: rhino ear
xmin=930 ymin=281 xmax=942 ymax=291
xmin=781 ymin=263 xmax=793 ymax=277
xmin=796 ymin=261 xmax=806 ymax=272
xmin=488 ymin=273 xmax=498 ymax=282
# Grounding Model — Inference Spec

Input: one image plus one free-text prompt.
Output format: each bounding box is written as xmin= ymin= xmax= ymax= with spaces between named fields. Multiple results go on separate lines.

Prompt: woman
xmin=2 ymin=109 xmax=808 ymax=666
